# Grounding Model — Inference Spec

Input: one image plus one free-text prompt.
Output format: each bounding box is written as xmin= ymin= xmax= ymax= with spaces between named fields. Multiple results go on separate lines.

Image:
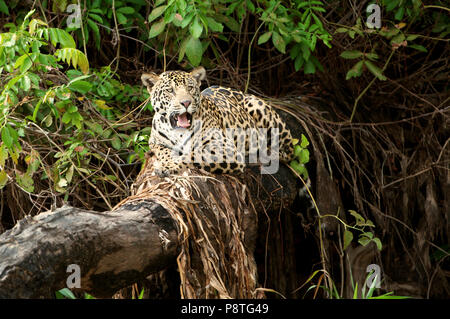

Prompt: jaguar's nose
xmin=180 ymin=100 xmax=191 ymax=108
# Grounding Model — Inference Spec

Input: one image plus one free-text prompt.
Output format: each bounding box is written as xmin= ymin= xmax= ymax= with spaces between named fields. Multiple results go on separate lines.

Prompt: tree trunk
xmin=0 ymin=165 xmax=298 ymax=298
xmin=0 ymin=201 xmax=178 ymax=298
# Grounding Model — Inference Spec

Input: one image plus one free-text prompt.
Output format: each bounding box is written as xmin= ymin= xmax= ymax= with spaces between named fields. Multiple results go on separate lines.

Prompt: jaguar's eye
xmin=167 ymin=87 xmax=174 ymax=94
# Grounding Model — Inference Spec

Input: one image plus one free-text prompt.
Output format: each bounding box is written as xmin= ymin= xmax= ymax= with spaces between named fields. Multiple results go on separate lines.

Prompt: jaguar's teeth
xmin=177 ymin=112 xmax=191 ymax=128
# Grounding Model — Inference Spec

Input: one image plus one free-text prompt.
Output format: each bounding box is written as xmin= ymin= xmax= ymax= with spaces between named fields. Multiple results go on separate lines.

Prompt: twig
xmin=77 ymin=0 xmax=88 ymax=59
xmin=245 ymin=1 xmax=281 ymax=94
xmin=350 ymin=50 xmax=395 ymax=122
xmin=111 ymin=0 xmax=121 ymax=73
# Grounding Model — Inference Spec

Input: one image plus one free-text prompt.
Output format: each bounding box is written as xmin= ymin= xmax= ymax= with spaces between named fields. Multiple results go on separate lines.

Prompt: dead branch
xmin=0 ymin=201 xmax=179 ymax=298
xmin=0 ymin=165 xmax=298 ymax=298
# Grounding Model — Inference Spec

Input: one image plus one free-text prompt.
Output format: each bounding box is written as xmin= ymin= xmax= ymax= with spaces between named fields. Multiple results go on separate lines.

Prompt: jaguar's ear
xmin=141 ymin=72 xmax=160 ymax=91
xmin=190 ymin=66 xmax=206 ymax=84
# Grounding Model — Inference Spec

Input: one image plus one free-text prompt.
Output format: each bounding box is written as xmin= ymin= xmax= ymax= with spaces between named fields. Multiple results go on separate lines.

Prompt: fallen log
xmin=0 ymin=164 xmax=298 ymax=298
xmin=0 ymin=201 xmax=178 ymax=298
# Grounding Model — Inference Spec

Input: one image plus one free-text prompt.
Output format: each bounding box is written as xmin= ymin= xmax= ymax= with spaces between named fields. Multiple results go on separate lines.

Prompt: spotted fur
xmin=141 ymin=67 xmax=294 ymax=176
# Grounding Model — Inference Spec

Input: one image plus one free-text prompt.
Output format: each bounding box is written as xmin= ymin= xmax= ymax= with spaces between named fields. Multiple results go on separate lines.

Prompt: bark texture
xmin=0 ymin=165 xmax=297 ymax=298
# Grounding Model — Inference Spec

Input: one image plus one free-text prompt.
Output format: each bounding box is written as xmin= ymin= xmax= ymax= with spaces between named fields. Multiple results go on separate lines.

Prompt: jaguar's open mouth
xmin=170 ymin=112 xmax=192 ymax=129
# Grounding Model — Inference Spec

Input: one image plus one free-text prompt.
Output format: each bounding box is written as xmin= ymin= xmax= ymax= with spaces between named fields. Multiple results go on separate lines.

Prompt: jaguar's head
xmin=141 ymin=67 xmax=206 ymax=130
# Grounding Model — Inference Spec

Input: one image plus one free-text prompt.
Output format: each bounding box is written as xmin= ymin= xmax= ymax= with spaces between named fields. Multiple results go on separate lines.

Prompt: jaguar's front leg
xmin=149 ymin=143 xmax=188 ymax=177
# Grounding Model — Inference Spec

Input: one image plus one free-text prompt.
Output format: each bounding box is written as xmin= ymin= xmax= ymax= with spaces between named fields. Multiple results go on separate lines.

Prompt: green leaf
xmin=69 ymin=80 xmax=93 ymax=94
xmin=303 ymin=59 xmax=315 ymax=74
xmin=22 ymin=57 xmax=33 ymax=73
xmin=0 ymin=144 xmax=8 ymax=167
xmin=72 ymin=113 xmax=83 ymax=130
xmin=67 ymin=105 xmax=78 ymax=113
xmin=28 ymin=72 xmax=40 ymax=86
xmin=409 ymin=44 xmax=427 ymax=52
xmin=311 ymin=12 xmax=324 ymax=30
xmin=0 ymin=0 xmax=9 ymax=15
xmin=94 ymin=99 xmax=112 ymax=110
xmin=178 ymin=37 xmax=188 ymax=62
xmin=336 ymin=27 xmax=348 ymax=33
xmin=299 ymin=148 xmax=310 ymax=164
xmin=42 ymin=114 xmax=53 ymax=127
xmin=290 ymin=43 xmax=301 ymax=60
xmin=0 ymin=170 xmax=7 ymax=189
xmin=32 ymin=23 xmax=47 ymax=39
xmin=361 ymin=231 xmax=374 ymax=239
xmin=364 ymin=60 xmax=387 ymax=80
xmin=66 ymin=165 xmax=74 ymax=183
xmin=365 ymin=219 xmax=375 ymax=227
xmin=52 ymin=0 xmax=67 ymax=12
xmin=223 ymin=16 xmax=240 ymax=32
xmin=345 ymin=60 xmax=364 ymax=80
xmin=294 ymin=145 xmax=302 ymax=158
xmin=300 ymin=42 xmax=311 ymax=60
xmin=149 ymin=19 xmax=166 ymax=38
xmin=180 ymin=12 xmax=195 ymax=28
xmin=55 ymin=48 xmax=89 ymax=74
xmin=386 ymin=0 xmax=400 ymax=11
xmin=148 ymin=5 xmax=167 ymax=23
xmin=22 ymin=75 xmax=31 ymax=91
xmin=257 ymin=32 xmax=272 ymax=45
xmin=185 ymin=36 xmax=203 ymax=66
xmin=391 ymin=33 xmax=405 ymax=44
xmin=14 ymin=54 xmax=26 ymax=68
xmin=14 ymin=54 xmax=33 ymax=73
xmin=394 ymin=6 xmax=405 ymax=20
xmin=246 ymin=0 xmax=255 ymax=13
xmin=272 ymin=32 xmax=286 ymax=54
xmin=205 ymin=17 xmax=223 ymax=33
xmin=406 ymin=34 xmax=419 ymax=41
xmin=116 ymin=12 xmax=127 ymax=24
xmin=16 ymin=171 xmax=34 ymax=192
xmin=372 ymin=238 xmax=382 ymax=251
xmin=1 ymin=126 xmax=13 ymax=148
xmin=304 ymin=13 xmax=311 ymax=28
xmin=290 ymin=160 xmax=306 ymax=176
xmin=370 ymin=293 xmax=410 ymax=299
xmin=349 ymin=210 xmax=365 ymax=224
xmin=62 ymin=112 xmax=73 ymax=124
xmin=102 ymin=128 xmax=113 ymax=139
xmin=87 ymin=19 xmax=101 ymax=50
xmin=138 ymin=288 xmax=145 ymax=299
xmin=56 ymin=288 xmax=76 ymax=299
xmin=348 ymin=30 xmax=356 ymax=39
xmin=340 ymin=50 xmax=363 ymax=59
xmin=8 ymin=145 xmax=19 ymax=164
xmin=294 ymin=54 xmax=304 ymax=71
xmin=353 ymin=282 xmax=359 ymax=299
xmin=86 ymin=121 xmax=104 ymax=135
xmin=343 ymin=229 xmax=353 ymax=250
xmin=365 ymin=53 xmax=379 ymax=60
xmin=300 ymin=134 xmax=310 ymax=148
xmin=88 ymin=13 xmax=103 ymax=24
xmin=117 ymin=6 xmax=135 ymax=14
xmin=190 ymin=17 xmax=203 ymax=38
xmin=48 ymin=28 xmax=76 ymax=48
xmin=111 ymin=135 xmax=122 ymax=150
xmin=358 ymin=237 xmax=371 ymax=246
